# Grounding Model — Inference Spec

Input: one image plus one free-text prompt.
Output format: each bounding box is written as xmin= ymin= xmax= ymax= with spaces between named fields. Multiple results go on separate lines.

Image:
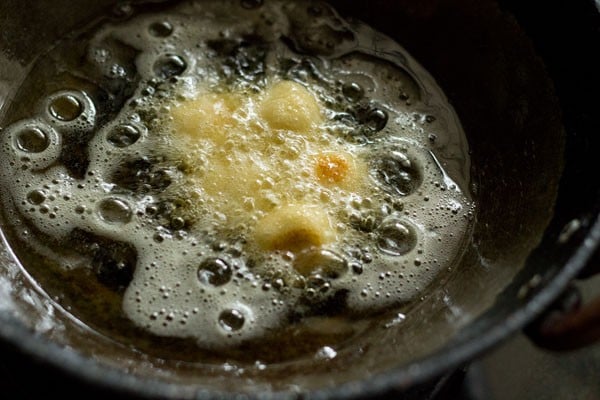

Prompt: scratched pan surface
xmin=0 ymin=0 xmax=598 ymax=399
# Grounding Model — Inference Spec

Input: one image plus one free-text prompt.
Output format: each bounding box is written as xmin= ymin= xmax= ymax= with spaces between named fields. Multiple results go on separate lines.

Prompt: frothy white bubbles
xmin=0 ymin=0 xmax=475 ymax=349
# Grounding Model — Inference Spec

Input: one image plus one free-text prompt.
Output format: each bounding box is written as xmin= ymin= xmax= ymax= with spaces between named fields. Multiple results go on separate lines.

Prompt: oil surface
xmin=0 ymin=0 xmax=474 ymax=363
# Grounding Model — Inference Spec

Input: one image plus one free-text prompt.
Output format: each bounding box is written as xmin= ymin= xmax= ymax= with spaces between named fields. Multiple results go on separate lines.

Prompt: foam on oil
xmin=0 ymin=0 xmax=474 ymax=353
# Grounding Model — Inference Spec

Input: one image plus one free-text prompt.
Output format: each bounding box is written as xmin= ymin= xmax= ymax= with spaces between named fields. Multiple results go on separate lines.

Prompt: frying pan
xmin=0 ymin=0 xmax=598 ymax=398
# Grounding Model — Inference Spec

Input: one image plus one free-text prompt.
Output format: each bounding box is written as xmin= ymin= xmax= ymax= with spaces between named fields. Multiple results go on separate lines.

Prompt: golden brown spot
xmin=315 ymin=152 xmax=350 ymax=184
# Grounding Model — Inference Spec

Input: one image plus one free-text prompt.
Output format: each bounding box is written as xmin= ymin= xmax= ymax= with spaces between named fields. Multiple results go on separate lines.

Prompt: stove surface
xmin=466 ymin=274 xmax=600 ymax=400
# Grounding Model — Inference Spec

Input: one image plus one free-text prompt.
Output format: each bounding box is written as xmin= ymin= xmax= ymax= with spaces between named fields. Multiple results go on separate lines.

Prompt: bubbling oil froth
xmin=0 ymin=0 xmax=474 ymax=350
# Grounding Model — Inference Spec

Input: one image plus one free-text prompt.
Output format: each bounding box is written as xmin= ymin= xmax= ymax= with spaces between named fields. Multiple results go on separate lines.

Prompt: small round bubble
xmin=373 ymin=150 xmax=421 ymax=196
xmin=294 ymin=248 xmax=347 ymax=279
xmin=153 ymin=54 xmax=187 ymax=79
xmin=218 ymin=309 xmax=245 ymax=332
xmin=16 ymin=127 xmax=50 ymax=153
xmin=364 ymin=108 xmax=388 ymax=133
xmin=97 ymin=198 xmax=132 ymax=224
xmin=48 ymin=94 xmax=83 ymax=121
xmin=377 ymin=219 xmax=418 ymax=256
xmin=198 ymin=258 xmax=232 ymax=286
xmin=342 ymin=82 xmax=364 ymax=102
xmin=27 ymin=190 xmax=46 ymax=205
xmin=149 ymin=21 xmax=173 ymax=37
xmin=107 ymin=124 xmax=141 ymax=147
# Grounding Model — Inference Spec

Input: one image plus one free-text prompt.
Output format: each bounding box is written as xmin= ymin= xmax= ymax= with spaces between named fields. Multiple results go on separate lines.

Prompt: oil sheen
xmin=0 ymin=0 xmax=474 ymax=361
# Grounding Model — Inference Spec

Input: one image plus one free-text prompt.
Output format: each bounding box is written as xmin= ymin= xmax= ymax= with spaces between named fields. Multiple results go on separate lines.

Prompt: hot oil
xmin=0 ymin=0 xmax=474 ymax=365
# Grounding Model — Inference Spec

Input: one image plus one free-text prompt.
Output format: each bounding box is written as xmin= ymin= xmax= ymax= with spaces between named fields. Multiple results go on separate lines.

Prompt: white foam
xmin=0 ymin=0 xmax=474 ymax=349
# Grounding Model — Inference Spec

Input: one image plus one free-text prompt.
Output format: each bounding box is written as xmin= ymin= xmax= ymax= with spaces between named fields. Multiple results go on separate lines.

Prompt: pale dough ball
xmin=254 ymin=204 xmax=335 ymax=252
xmin=259 ymin=80 xmax=322 ymax=133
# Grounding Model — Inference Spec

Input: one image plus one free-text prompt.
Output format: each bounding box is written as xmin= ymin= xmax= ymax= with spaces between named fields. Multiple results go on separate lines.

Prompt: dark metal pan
xmin=0 ymin=0 xmax=598 ymax=398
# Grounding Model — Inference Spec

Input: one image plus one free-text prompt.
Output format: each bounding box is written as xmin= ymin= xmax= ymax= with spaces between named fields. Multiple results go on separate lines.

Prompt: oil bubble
xmin=218 ymin=309 xmax=245 ymax=332
xmin=153 ymin=54 xmax=187 ymax=79
xmin=26 ymin=190 xmax=46 ymax=205
xmin=294 ymin=248 xmax=347 ymax=279
xmin=48 ymin=94 xmax=83 ymax=121
xmin=372 ymin=150 xmax=421 ymax=196
xmin=198 ymin=258 xmax=232 ymax=286
xmin=149 ymin=21 xmax=173 ymax=37
xmin=364 ymin=108 xmax=388 ymax=133
xmin=377 ymin=219 xmax=417 ymax=256
xmin=342 ymin=82 xmax=364 ymax=102
xmin=98 ymin=198 xmax=132 ymax=224
xmin=107 ymin=124 xmax=142 ymax=147
xmin=170 ymin=217 xmax=186 ymax=230
xmin=16 ymin=127 xmax=50 ymax=153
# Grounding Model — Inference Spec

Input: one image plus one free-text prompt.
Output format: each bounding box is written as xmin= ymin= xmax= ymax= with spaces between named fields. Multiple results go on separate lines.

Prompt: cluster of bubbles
xmin=0 ymin=0 xmax=474 ymax=349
